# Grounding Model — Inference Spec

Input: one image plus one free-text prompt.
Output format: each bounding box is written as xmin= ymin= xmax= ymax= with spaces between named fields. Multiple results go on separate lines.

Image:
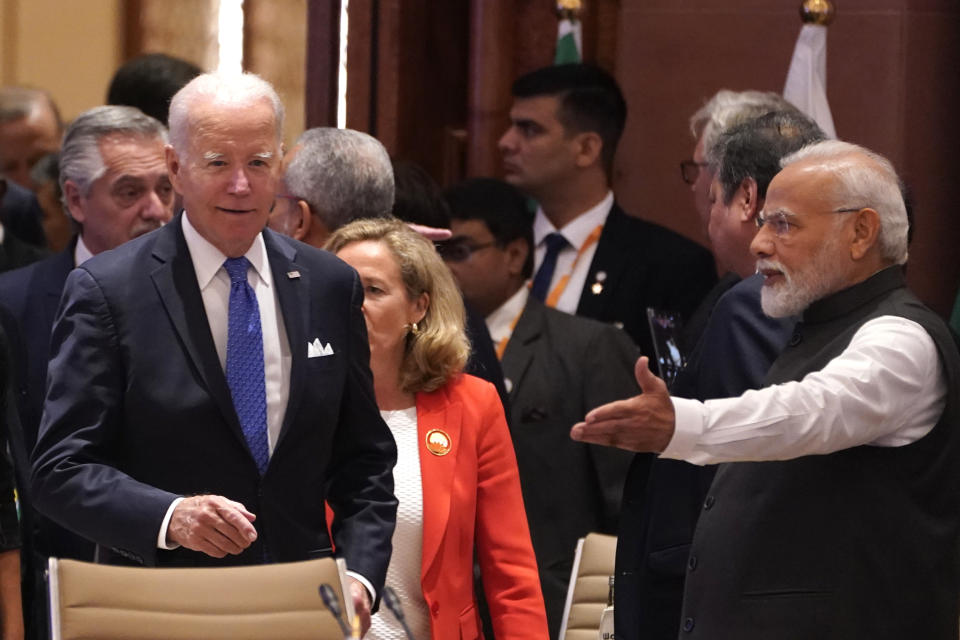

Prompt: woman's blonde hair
xmin=325 ymin=218 xmax=470 ymax=393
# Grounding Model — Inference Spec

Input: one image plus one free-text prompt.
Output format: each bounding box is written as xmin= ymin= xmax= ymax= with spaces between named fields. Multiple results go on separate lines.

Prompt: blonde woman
xmin=327 ymin=219 xmax=548 ymax=640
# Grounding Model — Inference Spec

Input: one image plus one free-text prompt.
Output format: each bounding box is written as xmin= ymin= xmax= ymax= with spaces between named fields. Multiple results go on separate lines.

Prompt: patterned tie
xmin=224 ymin=257 xmax=269 ymax=475
xmin=530 ymin=232 xmax=569 ymax=302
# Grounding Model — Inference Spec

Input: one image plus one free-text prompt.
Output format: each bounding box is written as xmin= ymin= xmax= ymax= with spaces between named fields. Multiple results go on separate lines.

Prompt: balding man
xmin=575 ymin=140 xmax=960 ymax=639
xmin=30 ymin=74 xmax=397 ymax=633
xmin=615 ymin=107 xmax=825 ymax=640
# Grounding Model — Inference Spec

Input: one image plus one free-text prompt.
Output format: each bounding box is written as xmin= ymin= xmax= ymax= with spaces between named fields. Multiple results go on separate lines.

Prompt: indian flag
xmin=555 ymin=16 xmax=582 ymax=64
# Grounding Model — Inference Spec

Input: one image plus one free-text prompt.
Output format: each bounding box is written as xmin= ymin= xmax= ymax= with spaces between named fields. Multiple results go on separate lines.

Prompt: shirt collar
xmin=485 ymin=284 xmax=529 ymax=344
xmin=181 ymin=211 xmax=272 ymax=290
xmin=533 ymin=190 xmax=614 ymax=249
xmin=75 ymin=234 xmax=94 ymax=266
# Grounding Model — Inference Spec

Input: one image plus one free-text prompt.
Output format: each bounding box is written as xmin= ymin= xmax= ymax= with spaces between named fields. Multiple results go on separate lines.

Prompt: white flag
xmin=783 ymin=23 xmax=836 ymax=139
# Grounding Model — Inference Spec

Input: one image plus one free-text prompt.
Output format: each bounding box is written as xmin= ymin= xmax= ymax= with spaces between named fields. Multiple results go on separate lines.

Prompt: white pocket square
xmin=307 ymin=338 xmax=335 ymax=358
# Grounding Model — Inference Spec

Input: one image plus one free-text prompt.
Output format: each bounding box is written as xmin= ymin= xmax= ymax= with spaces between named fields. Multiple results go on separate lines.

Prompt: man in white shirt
xmin=30 ymin=73 xmax=397 ymax=635
xmin=498 ymin=64 xmax=716 ymax=361
xmin=443 ymin=176 xmax=638 ymax=637
xmin=572 ymin=140 xmax=960 ymax=639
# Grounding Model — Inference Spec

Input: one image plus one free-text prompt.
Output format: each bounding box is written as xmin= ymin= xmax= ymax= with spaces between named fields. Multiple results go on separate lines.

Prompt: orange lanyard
xmin=494 ymin=310 xmax=524 ymax=360
xmin=543 ymin=224 xmax=604 ymax=308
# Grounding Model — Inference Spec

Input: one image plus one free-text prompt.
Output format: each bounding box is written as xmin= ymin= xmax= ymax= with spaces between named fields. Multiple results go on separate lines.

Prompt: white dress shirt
xmin=74 ymin=234 xmax=95 ymax=266
xmin=532 ymin=190 xmax=613 ymax=314
xmin=485 ymin=285 xmax=529 ymax=347
xmin=662 ymin=315 xmax=946 ymax=465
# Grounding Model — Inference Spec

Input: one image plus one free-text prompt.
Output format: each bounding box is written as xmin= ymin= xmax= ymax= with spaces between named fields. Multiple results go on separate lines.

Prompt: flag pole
xmin=783 ymin=0 xmax=837 ymax=138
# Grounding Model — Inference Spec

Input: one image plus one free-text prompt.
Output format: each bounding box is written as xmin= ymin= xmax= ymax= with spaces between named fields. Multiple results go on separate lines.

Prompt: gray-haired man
xmin=0 ymin=104 xmax=173 ymax=640
xmin=268 ymin=127 xmax=394 ymax=248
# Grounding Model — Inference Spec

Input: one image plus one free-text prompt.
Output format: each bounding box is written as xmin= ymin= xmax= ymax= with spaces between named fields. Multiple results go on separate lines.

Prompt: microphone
xmin=382 ymin=585 xmax=418 ymax=640
xmin=318 ymin=583 xmax=350 ymax=638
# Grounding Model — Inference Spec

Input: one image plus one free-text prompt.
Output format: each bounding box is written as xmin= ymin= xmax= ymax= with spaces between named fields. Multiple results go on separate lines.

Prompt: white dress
xmin=367 ymin=407 xmax=431 ymax=640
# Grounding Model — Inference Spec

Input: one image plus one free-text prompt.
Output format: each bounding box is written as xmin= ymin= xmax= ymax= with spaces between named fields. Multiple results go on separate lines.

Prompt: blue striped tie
xmin=224 ymin=257 xmax=269 ymax=475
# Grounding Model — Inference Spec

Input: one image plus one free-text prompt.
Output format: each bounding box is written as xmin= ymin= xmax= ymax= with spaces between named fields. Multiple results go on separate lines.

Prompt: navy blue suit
xmin=0 ymin=242 xmax=89 ymax=640
xmin=615 ymin=274 xmax=795 ymax=640
xmin=31 ymin=217 xmax=397 ymax=591
xmin=0 ymin=243 xmax=75 ymax=454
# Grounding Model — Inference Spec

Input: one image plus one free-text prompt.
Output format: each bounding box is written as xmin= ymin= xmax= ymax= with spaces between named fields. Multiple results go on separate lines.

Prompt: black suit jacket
xmin=31 ymin=218 xmax=397 ymax=591
xmin=0 ymin=242 xmax=75 ymax=453
xmin=501 ymin=295 xmax=638 ymax=638
xmin=0 ymin=179 xmax=46 ymax=248
xmin=575 ymin=204 xmax=717 ymax=362
xmin=0 ymin=233 xmax=47 ymax=274
xmin=0 ymin=244 xmax=87 ymax=640
xmin=615 ymin=275 xmax=794 ymax=640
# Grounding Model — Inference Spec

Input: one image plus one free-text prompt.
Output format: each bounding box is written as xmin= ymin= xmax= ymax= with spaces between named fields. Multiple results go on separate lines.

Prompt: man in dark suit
xmin=615 ymin=108 xmax=824 ymax=639
xmin=0 ymin=105 xmax=175 ymax=640
xmin=443 ymin=177 xmax=638 ymax=637
xmin=498 ymin=64 xmax=717 ymax=361
xmin=0 ymin=178 xmax=47 ymax=250
xmin=0 ymin=105 xmax=174 ymax=456
xmin=30 ymin=73 xmax=397 ymax=632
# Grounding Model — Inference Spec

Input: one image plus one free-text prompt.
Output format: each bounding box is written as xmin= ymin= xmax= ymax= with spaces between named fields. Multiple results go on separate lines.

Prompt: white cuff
xmin=346 ymin=570 xmax=376 ymax=604
xmin=157 ymin=497 xmax=185 ymax=550
xmin=660 ymin=397 xmax=706 ymax=461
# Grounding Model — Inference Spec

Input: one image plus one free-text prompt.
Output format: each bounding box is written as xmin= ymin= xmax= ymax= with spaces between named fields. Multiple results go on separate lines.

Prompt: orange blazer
xmin=416 ymin=374 xmax=549 ymax=640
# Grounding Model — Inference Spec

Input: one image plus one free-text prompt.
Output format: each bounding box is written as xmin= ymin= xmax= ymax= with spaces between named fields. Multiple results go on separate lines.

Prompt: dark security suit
xmin=31 ymin=217 xmax=397 ymax=590
xmin=615 ymin=274 xmax=794 ymax=639
xmin=574 ymin=205 xmax=716 ymax=363
xmin=501 ymin=296 xmax=638 ymax=638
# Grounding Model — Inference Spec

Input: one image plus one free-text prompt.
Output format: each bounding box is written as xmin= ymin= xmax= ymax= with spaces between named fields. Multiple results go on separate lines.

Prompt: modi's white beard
xmin=758 ymin=236 xmax=849 ymax=318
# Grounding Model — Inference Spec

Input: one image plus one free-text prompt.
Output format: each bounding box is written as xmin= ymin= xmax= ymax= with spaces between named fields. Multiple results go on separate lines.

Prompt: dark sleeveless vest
xmin=677 ymin=267 xmax=960 ymax=639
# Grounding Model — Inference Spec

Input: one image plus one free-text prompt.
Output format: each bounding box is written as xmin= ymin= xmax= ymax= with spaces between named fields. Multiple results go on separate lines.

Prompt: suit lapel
xmin=263 ymin=230 xmax=306 ymax=453
xmin=576 ymin=204 xmax=632 ymax=319
xmin=148 ymin=217 xmax=246 ymax=448
xmin=417 ymin=385 xmax=462 ymax=579
xmin=500 ymin=299 xmax=545 ymax=403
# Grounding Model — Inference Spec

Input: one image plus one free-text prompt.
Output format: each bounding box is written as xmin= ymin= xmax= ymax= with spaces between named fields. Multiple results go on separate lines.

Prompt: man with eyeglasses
xmin=442 ymin=177 xmax=638 ymax=638
xmin=679 ymin=90 xmax=802 ymax=346
xmin=615 ymin=107 xmax=825 ymax=640
xmin=574 ymin=140 xmax=960 ymax=639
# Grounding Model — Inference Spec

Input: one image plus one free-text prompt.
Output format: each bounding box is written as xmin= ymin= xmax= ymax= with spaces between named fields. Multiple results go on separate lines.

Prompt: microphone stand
xmin=318 ymin=583 xmax=351 ymax=639
xmin=382 ymin=585 xmax=418 ymax=640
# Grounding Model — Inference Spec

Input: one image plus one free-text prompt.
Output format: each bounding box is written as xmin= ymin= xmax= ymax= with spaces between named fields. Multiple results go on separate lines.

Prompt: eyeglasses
xmin=435 ymin=240 xmax=496 ymax=262
xmin=755 ymin=207 xmax=864 ymax=238
xmin=680 ymin=160 xmax=709 ymax=185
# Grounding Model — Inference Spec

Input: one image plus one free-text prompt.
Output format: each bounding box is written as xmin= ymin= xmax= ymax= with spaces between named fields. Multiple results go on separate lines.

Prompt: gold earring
xmin=407 ymin=322 xmax=420 ymax=336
